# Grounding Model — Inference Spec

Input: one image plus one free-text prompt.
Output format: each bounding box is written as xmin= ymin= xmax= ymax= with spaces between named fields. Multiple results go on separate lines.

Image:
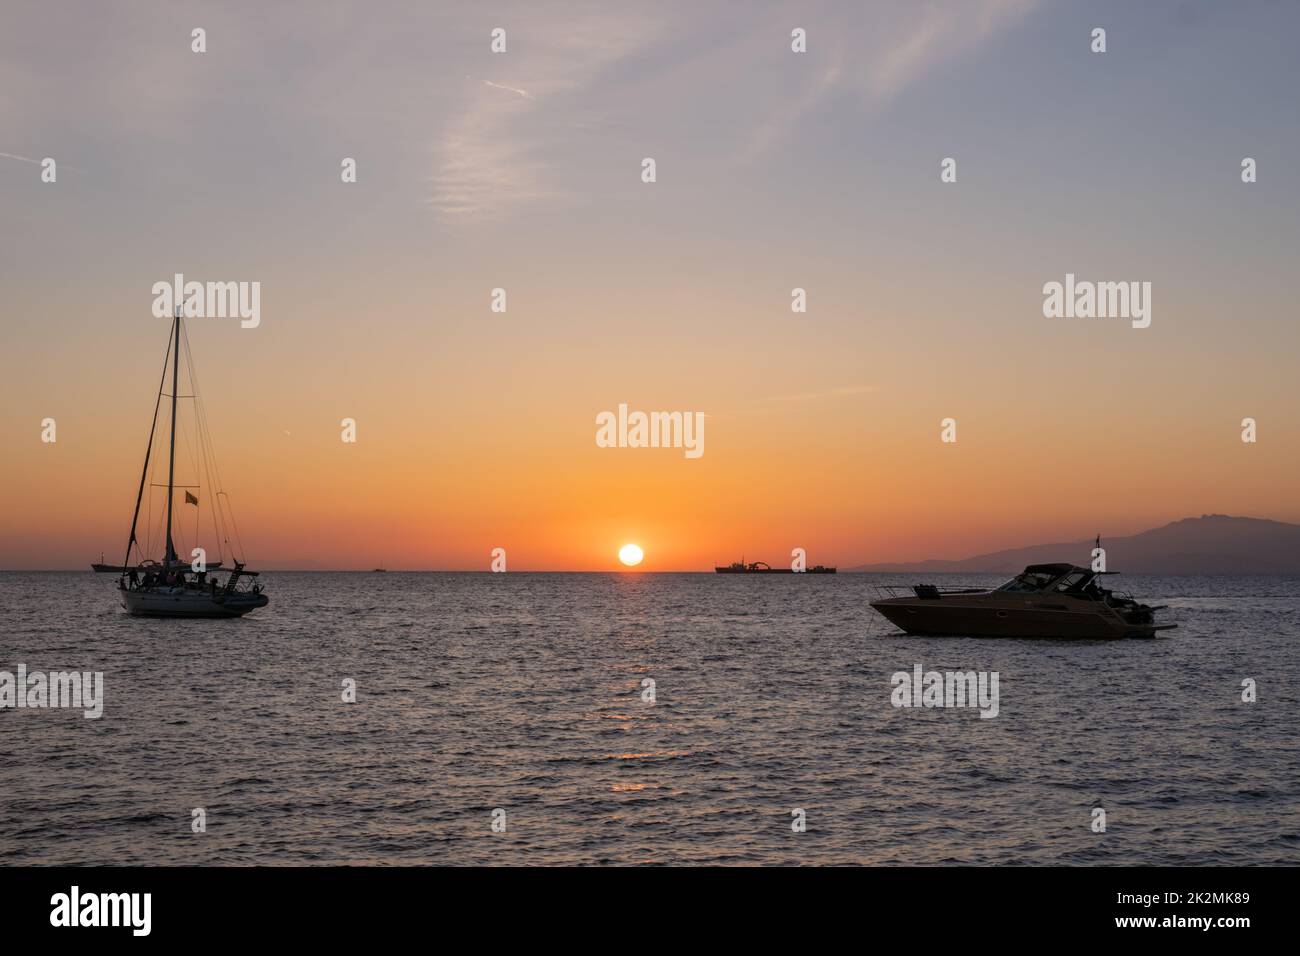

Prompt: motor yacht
xmin=869 ymin=563 xmax=1174 ymax=639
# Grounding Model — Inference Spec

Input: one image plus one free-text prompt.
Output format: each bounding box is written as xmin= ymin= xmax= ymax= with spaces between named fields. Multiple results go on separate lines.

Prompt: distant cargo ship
xmin=714 ymin=560 xmax=836 ymax=574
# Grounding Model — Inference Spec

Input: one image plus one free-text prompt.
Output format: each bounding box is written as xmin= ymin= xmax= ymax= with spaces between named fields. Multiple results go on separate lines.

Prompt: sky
xmin=1 ymin=0 xmax=1298 ymax=570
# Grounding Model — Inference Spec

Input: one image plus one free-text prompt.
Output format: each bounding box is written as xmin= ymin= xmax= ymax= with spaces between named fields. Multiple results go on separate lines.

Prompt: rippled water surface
xmin=2 ymin=572 xmax=1298 ymax=865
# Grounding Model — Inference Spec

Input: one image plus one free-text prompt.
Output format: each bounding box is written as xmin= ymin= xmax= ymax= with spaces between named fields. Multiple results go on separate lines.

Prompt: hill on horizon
xmin=850 ymin=515 xmax=1300 ymax=575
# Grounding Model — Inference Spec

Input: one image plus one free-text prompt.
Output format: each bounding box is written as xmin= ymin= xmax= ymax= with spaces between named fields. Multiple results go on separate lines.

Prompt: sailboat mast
xmin=121 ymin=318 xmax=174 ymax=572
xmin=163 ymin=310 xmax=181 ymax=568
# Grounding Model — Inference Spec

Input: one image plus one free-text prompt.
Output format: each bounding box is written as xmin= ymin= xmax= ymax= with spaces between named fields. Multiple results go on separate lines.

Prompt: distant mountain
xmin=850 ymin=515 xmax=1300 ymax=575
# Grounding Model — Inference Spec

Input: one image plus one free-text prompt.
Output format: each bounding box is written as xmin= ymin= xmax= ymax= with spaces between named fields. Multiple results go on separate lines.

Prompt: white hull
xmin=120 ymin=586 xmax=268 ymax=618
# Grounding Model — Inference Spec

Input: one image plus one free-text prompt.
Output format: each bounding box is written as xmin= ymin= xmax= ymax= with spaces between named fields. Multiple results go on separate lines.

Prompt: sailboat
xmin=93 ymin=309 xmax=269 ymax=618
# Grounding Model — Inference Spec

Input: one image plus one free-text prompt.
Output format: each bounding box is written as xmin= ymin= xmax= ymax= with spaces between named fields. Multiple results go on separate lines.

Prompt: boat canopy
xmin=1023 ymin=563 xmax=1079 ymax=575
xmin=997 ymin=564 xmax=1102 ymax=594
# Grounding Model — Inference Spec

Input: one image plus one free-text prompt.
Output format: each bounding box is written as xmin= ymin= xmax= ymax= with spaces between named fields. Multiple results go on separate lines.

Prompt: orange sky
xmin=2 ymin=2 xmax=1298 ymax=570
xmin=3 ymin=293 xmax=1296 ymax=570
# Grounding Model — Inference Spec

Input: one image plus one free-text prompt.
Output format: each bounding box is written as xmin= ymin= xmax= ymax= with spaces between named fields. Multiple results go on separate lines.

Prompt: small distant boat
xmin=715 ymin=560 xmax=836 ymax=574
xmin=94 ymin=310 xmax=268 ymax=619
xmin=869 ymin=562 xmax=1174 ymax=639
xmin=372 ymin=568 xmax=388 ymax=573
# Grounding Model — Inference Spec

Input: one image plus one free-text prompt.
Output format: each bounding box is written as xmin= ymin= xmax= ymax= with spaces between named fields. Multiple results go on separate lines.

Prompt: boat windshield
xmin=996 ymin=570 xmax=1059 ymax=592
xmin=1053 ymin=570 xmax=1095 ymax=593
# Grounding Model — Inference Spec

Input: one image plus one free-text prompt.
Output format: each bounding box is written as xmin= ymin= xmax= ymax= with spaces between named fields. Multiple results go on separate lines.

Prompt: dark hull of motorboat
xmin=120 ymin=586 xmax=268 ymax=618
xmin=869 ymin=596 xmax=1161 ymax=639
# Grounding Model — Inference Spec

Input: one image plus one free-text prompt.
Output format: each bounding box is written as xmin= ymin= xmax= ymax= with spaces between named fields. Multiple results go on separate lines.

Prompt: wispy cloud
xmin=744 ymin=0 xmax=1039 ymax=159
xmin=743 ymin=60 xmax=843 ymax=162
xmin=426 ymin=92 xmax=553 ymax=218
xmin=426 ymin=1 xmax=1037 ymax=220
xmin=0 ymin=150 xmax=84 ymax=173
xmin=865 ymin=0 xmax=1038 ymax=103
xmin=477 ymin=78 xmax=534 ymax=100
xmin=428 ymin=10 xmax=662 ymax=222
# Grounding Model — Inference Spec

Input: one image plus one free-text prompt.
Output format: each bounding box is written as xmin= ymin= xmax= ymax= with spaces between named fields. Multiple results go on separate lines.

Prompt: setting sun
xmin=618 ymin=544 xmax=644 ymax=567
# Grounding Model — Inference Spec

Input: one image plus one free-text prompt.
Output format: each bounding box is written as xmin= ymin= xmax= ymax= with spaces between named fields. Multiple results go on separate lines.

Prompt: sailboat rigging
xmin=93 ymin=309 xmax=269 ymax=618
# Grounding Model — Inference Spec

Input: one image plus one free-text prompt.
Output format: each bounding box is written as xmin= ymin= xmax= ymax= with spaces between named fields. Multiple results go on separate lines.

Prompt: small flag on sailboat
xmin=185 ymin=491 xmax=199 ymax=505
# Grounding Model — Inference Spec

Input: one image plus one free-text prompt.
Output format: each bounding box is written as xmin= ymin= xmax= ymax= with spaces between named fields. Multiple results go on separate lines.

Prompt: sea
xmin=1 ymin=571 xmax=1297 ymax=865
